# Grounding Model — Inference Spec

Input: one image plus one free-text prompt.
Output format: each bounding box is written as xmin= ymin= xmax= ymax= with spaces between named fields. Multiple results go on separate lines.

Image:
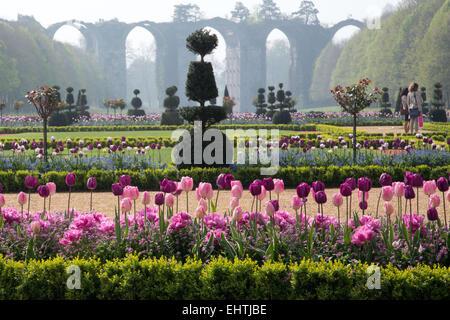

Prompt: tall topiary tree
xmin=66 ymin=87 xmax=74 ymax=113
xmin=161 ymin=86 xmax=183 ymax=125
xmin=272 ymin=83 xmax=291 ymax=124
xmin=429 ymin=82 xmax=447 ymax=122
xmin=178 ymin=29 xmax=231 ymax=169
xmin=76 ymin=89 xmax=90 ymax=118
xmin=379 ymin=87 xmax=392 ymax=115
xmin=128 ymin=89 xmax=146 ymax=116
xmin=256 ymin=88 xmax=267 ymax=115
xmin=180 ymin=29 xmax=227 ymax=129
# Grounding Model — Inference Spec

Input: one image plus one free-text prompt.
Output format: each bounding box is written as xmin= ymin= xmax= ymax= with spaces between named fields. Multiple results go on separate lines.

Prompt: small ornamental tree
xmin=256 ymin=88 xmax=267 ymax=115
xmin=330 ymin=78 xmax=381 ymax=163
xmin=379 ymin=87 xmax=392 ymax=115
xmin=66 ymin=87 xmax=74 ymax=113
xmin=129 ymin=89 xmax=145 ymax=116
xmin=25 ymin=86 xmax=58 ymax=168
xmin=273 ymin=83 xmax=291 ymax=124
xmin=430 ymin=82 xmax=447 ymax=122
xmin=0 ymin=100 xmax=6 ymax=122
xmin=223 ymin=85 xmax=235 ymax=115
xmin=161 ymin=86 xmax=183 ymax=125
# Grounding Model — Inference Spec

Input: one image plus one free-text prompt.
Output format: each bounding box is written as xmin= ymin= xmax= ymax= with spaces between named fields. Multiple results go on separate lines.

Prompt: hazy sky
xmin=1 ymin=0 xmax=402 ymax=27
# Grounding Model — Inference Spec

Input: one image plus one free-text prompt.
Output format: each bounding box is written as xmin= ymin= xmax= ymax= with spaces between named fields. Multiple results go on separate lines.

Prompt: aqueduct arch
xmin=46 ymin=17 xmax=365 ymax=111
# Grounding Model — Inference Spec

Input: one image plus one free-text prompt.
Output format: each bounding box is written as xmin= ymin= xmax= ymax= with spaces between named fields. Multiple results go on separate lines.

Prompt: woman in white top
xmin=407 ymin=82 xmax=422 ymax=133
xmin=400 ymin=87 xmax=409 ymax=133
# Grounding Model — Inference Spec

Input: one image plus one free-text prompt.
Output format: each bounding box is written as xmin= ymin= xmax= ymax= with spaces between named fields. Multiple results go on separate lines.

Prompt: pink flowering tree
xmin=330 ymin=78 xmax=381 ymax=163
xmin=26 ymin=86 xmax=58 ymax=167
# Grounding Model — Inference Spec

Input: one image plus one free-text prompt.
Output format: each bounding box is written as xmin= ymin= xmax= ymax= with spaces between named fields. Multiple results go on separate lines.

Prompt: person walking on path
xmin=400 ymin=87 xmax=409 ymax=133
xmin=407 ymin=82 xmax=422 ymax=134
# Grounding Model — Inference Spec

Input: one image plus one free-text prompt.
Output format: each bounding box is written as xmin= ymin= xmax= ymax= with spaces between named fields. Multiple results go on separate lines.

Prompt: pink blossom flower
xmin=0 ymin=194 xmax=5 ymax=207
xmin=291 ymin=195 xmax=302 ymax=211
xmin=351 ymin=225 xmax=376 ymax=246
xmin=358 ymin=190 xmax=369 ymax=201
xmin=231 ymin=185 xmax=243 ymax=199
xmin=204 ymin=212 xmax=227 ymax=230
xmin=257 ymin=185 xmax=267 ymax=201
xmin=384 ymin=202 xmax=394 ymax=215
xmin=122 ymin=186 xmax=139 ymax=201
xmin=393 ymin=182 xmax=405 ymax=197
xmin=121 ymin=198 xmax=132 ymax=213
xmin=332 ymin=193 xmax=343 ymax=207
xmin=423 ymin=180 xmax=437 ymax=196
xmin=165 ymin=193 xmax=174 ymax=207
xmin=230 ymin=197 xmax=239 ymax=211
xmin=194 ymin=206 xmax=205 ymax=219
xmin=180 ymin=176 xmax=194 ymax=192
xmin=205 ymin=229 xmax=226 ymax=245
xmin=233 ymin=206 xmax=243 ymax=221
xmin=381 ymin=186 xmax=394 ymax=201
xmin=273 ymin=179 xmax=284 ymax=194
xmin=168 ymin=212 xmax=192 ymax=231
xmin=429 ymin=194 xmax=440 ymax=208
xmin=198 ymin=182 xmax=213 ymax=199
xmin=17 ymin=192 xmax=27 ymax=206
xmin=46 ymin=182 xmax=56 ymax=196
xmin=142 ymin=191 xmax=151 ymax=205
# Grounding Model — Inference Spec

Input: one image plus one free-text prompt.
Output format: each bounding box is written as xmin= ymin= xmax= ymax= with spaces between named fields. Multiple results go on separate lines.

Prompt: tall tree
xmin=173 ymin=4 xmax=203 ymax=22
xmin=258 ymin=0 xmax=282 ymax=20
xmin=291 ymin=1 xmax=320 ymax=25
xmin=231 ymin=2 xmax=250 ymax=22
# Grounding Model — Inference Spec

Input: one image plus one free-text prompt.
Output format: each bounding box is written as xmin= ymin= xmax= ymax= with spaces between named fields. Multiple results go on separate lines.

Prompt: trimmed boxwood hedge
xmin=0 ymin=255 xmax=448 ymax=300
xmin=0 ymin=165 xmax=448 ymax=192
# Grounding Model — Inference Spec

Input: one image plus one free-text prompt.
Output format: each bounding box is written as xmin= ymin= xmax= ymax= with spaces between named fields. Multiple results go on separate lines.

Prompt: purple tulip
xmin=112 ymin=183 xmax=124 ymax=196
xmin=155 ymin=193 xmax=164 ymax=206
xmin=150 ymin=143 xmax=156 ymax=150
xmin=312 ymin=181 xmax=325 ymax=192
xmin=404 ymin=185 xmax=415 ymax=199
xmin=379 ymin=173 xmax=392 ymax=187
xmin=359 ymin=200 xmax=368 ymax=210
xmin=314 ymin=191 xmax=327 ymax=204
xmin=157 ymin=144 xmax=161 ymax=150
xmin=249 ymin=182 xmax=262 ymax=196
xmin=87 ymin=177 xmax=97 ymax=190
xmin=357 ymin=177 xmax=372 ymax=192
xmin=436 ymin=177 xmax=449 ymax=192
xmin=296 ymin=182 xmax=310 ymax=198
xmin=269 ymin=200 xmax=279 ymax=211
xmin=65 ymin=173 xmax=76 ymax=187
xmin=121 ymin=136 xmax=126 ymax=142
xmin=25 ymin=175 xmax=38 ymax=189
xmin=262 ymin=177 xmax=275 ymax=191
xmin=159 ymin=178 xmax=177 ymax=194
xmin=119 ymin=175 xmax=131 ymax=187
xmin=344 ymin=178 xmax=356 ymax=191
xmin=216 ymin=174 xmax=228 ymax=190
xmin=37 ymin=185 xmax=50 ymax=198
xmin=339 ymin=183 xmax=352 ymax=197
xmin=411 ymin=174 xmax=423 ymax=188
xmin=404 ymin=171 xmax=414 ymax=186
xmin=427 ymin=207 xmax=438 ymax=221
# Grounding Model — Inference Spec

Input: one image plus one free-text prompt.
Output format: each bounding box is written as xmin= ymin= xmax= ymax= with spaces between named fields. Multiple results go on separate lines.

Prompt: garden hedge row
xmin=0 ymin=255 xmax=448 ymax=300
xmin=1 ymin=165 xmax=448 ymax=192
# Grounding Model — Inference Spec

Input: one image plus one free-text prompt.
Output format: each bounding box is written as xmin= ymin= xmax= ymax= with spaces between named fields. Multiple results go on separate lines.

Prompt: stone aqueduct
xmin=46 ymin=18 xmax=365 ymax=112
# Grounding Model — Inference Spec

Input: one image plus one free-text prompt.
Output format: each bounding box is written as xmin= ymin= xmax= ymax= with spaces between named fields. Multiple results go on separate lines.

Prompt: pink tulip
xmin=30 ymin=221 xmax=41 ymax=234
xmin=273 ymin=179 xmax=284 ymax=194
xmin=233 ymin=206 xmax=243 ymax=221
xmin=0 ymin=194 xmax=5 ymax=207
xmin=257 ymin=186 xmax=267 ymax=201
xmin=384 ymin=202 xmax=394 ymax=216
xmin=423 ymin=180 xmax=437 ymax=196
xmin=429 ymin=194 xmax=440 ymax=208
xmin=264 ymin=201 xmax=276 ymax=217
xmin=231 ymin=185 xmax=243 ymax=199
xmin=198 ymin=182 xmax=213 ymax=199
xmin=142 ymin=191 xmax=151 ymax=205
xmin=291 ymin=195 xmax=302 ymax=211
xmin=120 ymin=198 xmax=132 ymax=213
xmin=180 ymin=176 xmax=194 ymax=192
xmin=194 ymin=206 xmax=205 ymax=219
xmin=165 ymin=193 xmax=174 ymax=207
xmin=17 ymin=192 xmax=27 ymax=206
xmin=123 ymin=186 xmax=139 ymax=200
xmin=230 ymin=180 xmax=243 ymax=190
xmin=198 ymin=198 xmax=207 ymax=211
xmin=46 ymin=182 xmax=56 ymax=196
xmin=195 ymin=187 xmax=201 ymax=201
xmin=230 ymin=197 xmax=239 ymax=211
xmin=381 ymin=186 xmax=394 ymax=201
xmin=358 ymin=190 xmax=369 ymax=201
xmin=393 ymin=182 xmax=405 ymax=197
xmin=332 ymin=193 xmax=343 ymax=207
